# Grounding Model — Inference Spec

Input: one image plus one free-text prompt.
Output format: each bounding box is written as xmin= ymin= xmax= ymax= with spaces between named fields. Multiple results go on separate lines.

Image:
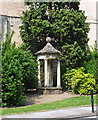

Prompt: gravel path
xmin=25 ymin=91 xmax=80 ymax=105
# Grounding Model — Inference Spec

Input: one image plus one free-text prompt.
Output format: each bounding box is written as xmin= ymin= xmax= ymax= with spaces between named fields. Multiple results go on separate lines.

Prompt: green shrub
xmin=83 ymin=42 xmax=98 ymax=75
xmin=17 ymin=44 xmax=38 ymax=90
xmin=2 ymin=32 xmax=37 ymax=107
xmin=63 ymin=67 xmax=96 ymax=95
xmin=2 ymin=33 xmax=24 ymax=107
xmin=61 ymin=41 xmax=87 ymax=69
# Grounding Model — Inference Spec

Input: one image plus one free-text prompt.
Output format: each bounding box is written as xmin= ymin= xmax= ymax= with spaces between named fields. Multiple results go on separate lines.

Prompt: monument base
xmin=37 ymin=87 xmax=62 ymax=95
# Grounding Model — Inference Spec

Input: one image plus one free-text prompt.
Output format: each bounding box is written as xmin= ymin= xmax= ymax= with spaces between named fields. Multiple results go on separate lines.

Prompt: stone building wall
xmin=80 ymin=0 xmax=98 ymax=49
xmin=0 ymin=1 xmax=97 ymax=49
xmin=0 ymin=15 xmax=23 ymax=47
xmin=0 ymin=1 xmax=26 ymax=17
xmin=0 ymin=1 xmax=26 ymax=47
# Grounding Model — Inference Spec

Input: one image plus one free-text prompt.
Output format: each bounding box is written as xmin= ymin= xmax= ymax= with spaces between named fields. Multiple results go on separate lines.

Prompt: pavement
xmin=0 ymin=106 xmax=97 ymax=120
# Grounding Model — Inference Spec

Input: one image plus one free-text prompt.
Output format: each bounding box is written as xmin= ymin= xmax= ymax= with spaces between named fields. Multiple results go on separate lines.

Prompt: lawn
xmin=1 ymin=95 xmax=97 ymax=116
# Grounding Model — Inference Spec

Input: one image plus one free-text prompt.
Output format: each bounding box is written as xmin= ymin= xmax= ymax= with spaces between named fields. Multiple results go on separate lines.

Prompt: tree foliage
xmin=83 ymin=41 xmax=98 ymax=75
xmin=2 ymin=32 xmax=37 ymax=107
xmin=20 ymin=2 xmax=89 ymax=55
xmin=63 ymin=67 xmax=97 ymax=95
xmin=61 ymin=41 xmax=87 ymax=69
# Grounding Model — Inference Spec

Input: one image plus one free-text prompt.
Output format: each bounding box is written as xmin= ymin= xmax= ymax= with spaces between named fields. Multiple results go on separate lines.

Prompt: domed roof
xmin=35 ymin=42 xmax=60 ymax=55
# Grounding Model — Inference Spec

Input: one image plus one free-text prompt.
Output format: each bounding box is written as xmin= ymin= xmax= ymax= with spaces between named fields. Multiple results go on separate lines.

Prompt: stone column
xmin=38 ymin=59 xmax=41 ymax=87
xmin=49 ymin=60 xmax=53 ymax=87
xmin=44 ymin=59 xmax=49 ymax=87
xmin=2 ymin=15 xmax=7 ymax=42
xmin=0 ymin=15 xmax=2 ymax=41
xmin=57 ymin=59 xmax=61 ymax=88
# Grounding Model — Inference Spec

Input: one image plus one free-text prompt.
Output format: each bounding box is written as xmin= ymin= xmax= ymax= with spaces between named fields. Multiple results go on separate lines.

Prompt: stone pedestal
xmin=37 ymin=87 xmax=62 ymax=95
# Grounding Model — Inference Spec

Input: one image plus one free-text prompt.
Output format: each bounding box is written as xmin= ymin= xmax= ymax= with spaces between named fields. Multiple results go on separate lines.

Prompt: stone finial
xmin=46 ymin=37 xmax=51 ymax=43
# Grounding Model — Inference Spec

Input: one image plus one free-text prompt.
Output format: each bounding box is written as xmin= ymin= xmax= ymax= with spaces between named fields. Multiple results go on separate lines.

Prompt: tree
xmin=61 ymin=41 xmax=87 ymax=69
xmin=20 ymin=2 xmax=88 ymax=50
xmin=2 ymin=32 xmax=38 ymax=107
xmin=20 ymin=2 xmax=89 ymax=69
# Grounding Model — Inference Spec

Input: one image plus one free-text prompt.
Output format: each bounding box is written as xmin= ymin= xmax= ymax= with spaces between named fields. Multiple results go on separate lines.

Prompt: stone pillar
xmin=0 ymin=15 xmax=2 ymax=40
xmin=49 ymin=60 xmax=53 ymax=87
xmin=2 ymin=15 xmax=7 ymax=42
xmin=45 ymin=59 xmax=49 ymax=87
xmin=57 ymin=59 xmax=61 ymax=88
xmin=38 ymin=59 xmax=41 ymax=87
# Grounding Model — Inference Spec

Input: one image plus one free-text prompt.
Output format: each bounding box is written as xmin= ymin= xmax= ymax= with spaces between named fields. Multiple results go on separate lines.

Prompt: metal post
xmin=91 ymin=89 xmax=94 ymax=113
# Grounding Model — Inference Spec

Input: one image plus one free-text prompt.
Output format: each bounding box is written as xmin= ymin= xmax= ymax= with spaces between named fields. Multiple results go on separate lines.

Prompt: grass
xmin=1 ymin=95 xmax=97 ymax=116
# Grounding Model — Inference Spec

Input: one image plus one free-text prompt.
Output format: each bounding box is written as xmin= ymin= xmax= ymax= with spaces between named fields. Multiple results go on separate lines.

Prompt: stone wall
xmin=0 ymin=1 xmax=97 ymax=49
xmin=0 ymin=15 xmax=23 ymax=47
xmin=96 ymin=1 xmax=98 ymax=50
xmin=80 ymin=0 xmax=98 ymax=49
xmin=0 ymin=1 xmax=26 ymax=17
xmin=0 ymin=1 xmax=26 ymax=47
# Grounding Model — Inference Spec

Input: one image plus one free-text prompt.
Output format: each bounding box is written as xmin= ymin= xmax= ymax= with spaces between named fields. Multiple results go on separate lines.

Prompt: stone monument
xmin=35 ymin=37 xmax=62 ymax=94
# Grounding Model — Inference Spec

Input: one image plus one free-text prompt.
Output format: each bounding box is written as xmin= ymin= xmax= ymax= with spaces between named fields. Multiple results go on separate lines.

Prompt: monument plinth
xmin=35 ymin=37 xmax=62 ymax=94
